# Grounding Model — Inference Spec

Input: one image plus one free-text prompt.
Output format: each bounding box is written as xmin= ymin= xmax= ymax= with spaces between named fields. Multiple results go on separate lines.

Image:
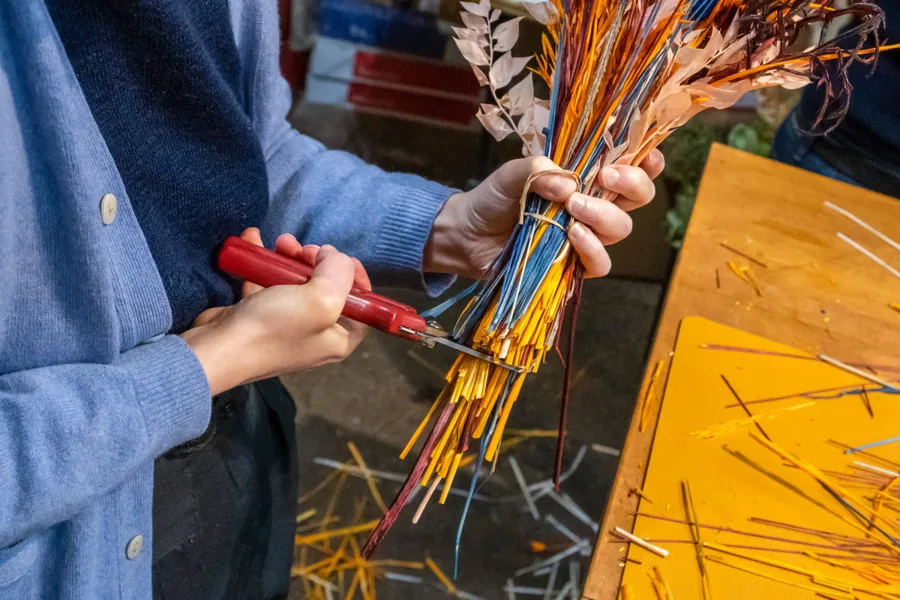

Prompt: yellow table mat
xmin=620 ymin=316 xmax=900 ymax=599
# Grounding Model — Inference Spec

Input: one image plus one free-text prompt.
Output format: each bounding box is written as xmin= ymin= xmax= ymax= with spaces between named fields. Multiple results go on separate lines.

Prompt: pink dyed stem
xmin=362 ymin=400 xmax=455 ymax=558
xmin=554 ymin=265 xmax=585 ymax=491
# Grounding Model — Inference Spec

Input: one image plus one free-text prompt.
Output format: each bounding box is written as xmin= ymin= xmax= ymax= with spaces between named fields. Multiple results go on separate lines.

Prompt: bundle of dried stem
xmin=364 ymin=0 xmax=897 ymax=568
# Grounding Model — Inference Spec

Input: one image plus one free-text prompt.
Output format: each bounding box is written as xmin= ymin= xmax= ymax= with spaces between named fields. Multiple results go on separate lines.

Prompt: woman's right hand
xmin=181 ymin=228 xmax=369 ymax=396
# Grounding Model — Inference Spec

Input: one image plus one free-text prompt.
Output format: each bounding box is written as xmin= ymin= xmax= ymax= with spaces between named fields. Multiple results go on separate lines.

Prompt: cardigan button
xmin=100 ymin=193 xmax=118 ymax=225
xmin=125 ymin=534 xmax=143 ymax=560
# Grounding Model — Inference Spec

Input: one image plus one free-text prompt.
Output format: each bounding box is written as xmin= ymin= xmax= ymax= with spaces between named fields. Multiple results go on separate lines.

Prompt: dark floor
xmin=284 ymin=103 xmax=666 ymax=599
xmin=283 ymin=277 xmax=663 ymax=599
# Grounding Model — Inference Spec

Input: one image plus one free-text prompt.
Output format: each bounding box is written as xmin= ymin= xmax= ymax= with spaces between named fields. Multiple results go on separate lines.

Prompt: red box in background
xmin=281 ymin=47 xmax=311 ymax=90
xmin=305 ymin=36 xmax=481 ymax=128
xmin=279 ymin=0 xmax=311 ymax=90
xmin=304 ymin=77 xmax=478 ymax=127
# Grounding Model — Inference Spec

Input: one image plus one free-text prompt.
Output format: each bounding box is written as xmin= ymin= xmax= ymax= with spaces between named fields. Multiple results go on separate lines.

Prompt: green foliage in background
xmin=662 ymin=119 xmax=774 ymax=248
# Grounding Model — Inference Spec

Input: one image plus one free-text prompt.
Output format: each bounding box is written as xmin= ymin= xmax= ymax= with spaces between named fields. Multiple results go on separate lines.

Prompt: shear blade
xmin=401 ymin=327 xmax=524 ymax=373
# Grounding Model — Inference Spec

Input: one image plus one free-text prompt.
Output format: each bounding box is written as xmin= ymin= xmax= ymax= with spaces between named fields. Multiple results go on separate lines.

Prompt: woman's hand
xmin=424 ymin=151 xmax=664 ymax=279
xmin=182 ymin=228 xmax=370 ymax=396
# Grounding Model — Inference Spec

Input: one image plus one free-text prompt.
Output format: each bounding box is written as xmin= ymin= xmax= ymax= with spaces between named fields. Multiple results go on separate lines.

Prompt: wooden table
xmin=582 ymin=143 xmax=900 ymax=599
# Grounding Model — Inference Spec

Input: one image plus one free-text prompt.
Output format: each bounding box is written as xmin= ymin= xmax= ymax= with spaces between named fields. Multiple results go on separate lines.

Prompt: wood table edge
xmin=580 ymin=143 xmax=735 ymax=600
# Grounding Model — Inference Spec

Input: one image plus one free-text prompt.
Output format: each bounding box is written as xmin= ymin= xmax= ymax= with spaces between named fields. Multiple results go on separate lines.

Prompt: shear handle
xmin=218 ymin=236 xmax=427 ymax=340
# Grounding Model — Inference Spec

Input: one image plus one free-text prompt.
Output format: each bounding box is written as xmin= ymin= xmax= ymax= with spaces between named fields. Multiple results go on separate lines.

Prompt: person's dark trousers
xmin=771 ymin=109 xmax=900 ymax=201
xmin=152 ymin=378 xmax=298 ymax=600
xmin=770 ymin=111 xmax=863 ymax=185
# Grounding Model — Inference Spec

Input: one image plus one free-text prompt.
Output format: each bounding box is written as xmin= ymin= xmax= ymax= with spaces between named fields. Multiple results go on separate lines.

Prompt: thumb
xmin=489 ymin=156 xmax=579 ymax=202
xmin=305 ymin=245 xmax=356 ymax=323
xmin=239 ymin=227 xmax=265 ymax=298
xmin=193 ymin=306 xmax=228 ymax=327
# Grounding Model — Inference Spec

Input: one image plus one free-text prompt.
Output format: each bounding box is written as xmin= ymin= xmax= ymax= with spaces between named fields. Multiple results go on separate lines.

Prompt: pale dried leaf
xmin=490 ymin=8 xmax=501 ymax=22
xmin=723 ymin=16 xmax=740 ymax=42
xmin=674 ymin=46 xmax=707 ymax=67
xmin=751 ymin=40 xmax=780 ymax=69
xmin=461 ymin=12 xmax=489 ymax=33
xmin=519 ymin=128 xmax=545 ymax=157
xmin=470 ymin=63 xmax=490 ymax=86
xmin=454 ymin=38 xmax=490 ymax=66
xmin=584 ymin=163 xmax=600 ymax=191
xmin=652 ymin=0 xmax=679 ymax=27
xmin=522 ymin=1 xmax=559 ymax=25
xmin=601 ymin=127 xmax=614 ymax=153
xmin=477 ymin=105 xmax=514 ymax=141
xmin=506 ymin=73 xmax=533 ymax=115
xmin=523 ymin=136 xmax=544 ymax=157
xmin=755 ymin=71 xmax=810 ymax=90
xmin=493 ymin=17 xmax=522 ymax=52
xmin=683 ymin=30 xmax=702 ymax=45
xmin=519 ymin=104 xmax=534 ymax=132
xmin=452 ymin=26 xmax=483 ymax=43
xmin=706 ymin=27 xmax=725 ymax=58
xmin=710 ymin=41 xmax=747 ymax=72
xmin=460 ymin=0 xmax=489 ymax=17
xmin=625 ymin=107 xmax=646 ymax=153
xmin=532 ymin=101 xmax=550 ymax=134
xmin=656 ymin=91 xmax=692 ymax=124
xmin=490 ymin=51 xmax=531 ymax=89
xmin=689 ymin=81 xmax=747 ymax=109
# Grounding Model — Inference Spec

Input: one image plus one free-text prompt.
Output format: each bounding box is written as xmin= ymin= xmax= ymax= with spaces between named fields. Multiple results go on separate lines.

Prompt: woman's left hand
xmin=424 ymin=150 xmax=664 ymax=279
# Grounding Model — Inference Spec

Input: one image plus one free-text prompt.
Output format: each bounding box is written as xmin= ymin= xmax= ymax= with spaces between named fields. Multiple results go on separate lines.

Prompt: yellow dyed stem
xmin=439 ymin=453 xmax=464 ymax=504
xmin=485 ymin=373 xmax=528 ymax=461
xmin=425 ymin=557 xmax=458 ymax=596
xmin=704 ymin=542 xmax=898 ymax=595
xmin=750 ymin=433 xmax=900 ymax=546
xmin=706 ymin=555 xmax=854 ymax=599
xmin=291 ymin=556 xmax=335 ymax=578
xmin=368 ymin=560 xmax=424 ymax=570
xmin=294 ymin=521 xmax=379 ymax=546
xmin=422 ymin=403 xmax=466 ymax=486
xmin=296 ymin=508 xmax=317 ymax=524
xmin=400 ymin=393 xmax=444 ymax=460
xmin=640 ymin=361 xmax=664 ymax=433
xmin=506 ymin=428 xmax=559 ymax=438
xmin=344 ymin=571 xmax=360 ymax=600
xmin=347 ymin=441 xmax=387 ymax=513
xmin=321 ymin=472 xmax=348 ymax=550
xmin=298 ymin=463 xmax=348 ymax=506
xmin=682 ymin=481 xmax=712 ymax=600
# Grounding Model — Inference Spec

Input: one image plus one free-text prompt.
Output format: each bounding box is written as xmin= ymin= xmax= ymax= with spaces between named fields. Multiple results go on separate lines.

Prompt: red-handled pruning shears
xmin=218 ymin=236 xmax=519 ymax=371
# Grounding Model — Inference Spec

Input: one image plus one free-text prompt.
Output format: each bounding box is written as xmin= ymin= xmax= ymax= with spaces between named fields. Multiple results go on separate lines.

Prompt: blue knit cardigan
xmin=0 ymin=2 xmax=454 ymax=598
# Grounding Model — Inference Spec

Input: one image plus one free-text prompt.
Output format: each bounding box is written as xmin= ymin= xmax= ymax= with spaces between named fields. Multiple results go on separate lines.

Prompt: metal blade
xmin=399 ymin=327 xmax=524 ymax=373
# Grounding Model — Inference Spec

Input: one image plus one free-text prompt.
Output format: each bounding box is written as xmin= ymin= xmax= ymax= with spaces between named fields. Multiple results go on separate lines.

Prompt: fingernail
xmin=602 ymin=167 xmax=620 ymax=188
xmin=569 ymin=222 xmax=584 ymax=239
xmin=567 ymin=194 xmax=587 ymax=218
xmin=552 ymin=175 xmax=578 ymax=197
xmin=316 ymin=245 xmax=335 ymax=263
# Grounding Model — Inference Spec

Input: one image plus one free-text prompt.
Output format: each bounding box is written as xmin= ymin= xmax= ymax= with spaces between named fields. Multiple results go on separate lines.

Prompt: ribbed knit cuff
xmin=117 ymin=336 xmax=212 ymax=454
xmin=372 ymin=174 xmax=458 ymax=297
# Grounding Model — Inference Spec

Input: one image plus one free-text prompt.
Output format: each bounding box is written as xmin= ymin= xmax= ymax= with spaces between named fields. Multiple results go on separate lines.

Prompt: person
xmin=771 ymin=0 xmax=900 ymax=197
xmin=0 ymin=2 xmax=663 ymax=599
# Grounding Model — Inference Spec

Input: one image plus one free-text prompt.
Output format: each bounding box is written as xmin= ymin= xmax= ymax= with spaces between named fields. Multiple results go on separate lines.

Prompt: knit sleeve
xmin=232 ymin=0 xmax=456 ymax=296
xmin=0 ymin=336 xmax=211 ymax=548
